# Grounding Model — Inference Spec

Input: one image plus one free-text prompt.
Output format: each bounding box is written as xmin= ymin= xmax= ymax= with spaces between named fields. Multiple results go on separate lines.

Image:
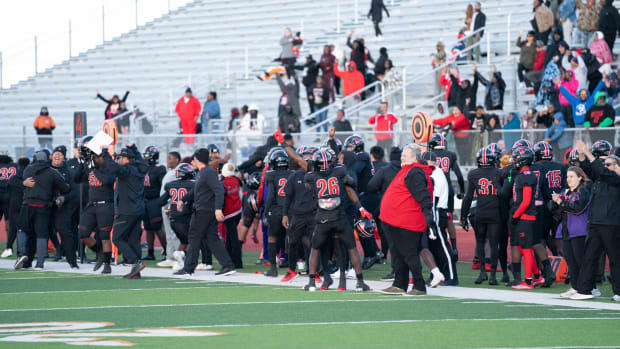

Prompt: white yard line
xmin=0 ymin=285 xmax=271 ymax=295
xmin=1 ymin=259 xmax=620 ymax=311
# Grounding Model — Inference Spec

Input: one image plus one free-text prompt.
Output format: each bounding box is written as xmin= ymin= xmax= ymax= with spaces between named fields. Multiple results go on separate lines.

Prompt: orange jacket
xmin=175 ymin=96 xmax=201 ymax=121
xmin=334 ymin=61 xmax=365 ymax=97
xmin=33 ymin=115 xmax=56 ymax=134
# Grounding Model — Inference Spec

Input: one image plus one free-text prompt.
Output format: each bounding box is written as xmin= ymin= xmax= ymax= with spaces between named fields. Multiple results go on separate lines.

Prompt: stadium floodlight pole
xmin=34 ymin=36 xmax=38 ymax=74
xmin=336 ymin=0 xmax=341 ymax=33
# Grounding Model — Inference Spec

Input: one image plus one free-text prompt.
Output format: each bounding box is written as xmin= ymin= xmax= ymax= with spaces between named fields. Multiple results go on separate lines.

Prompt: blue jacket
xmin=558 ymin=0 xmax=577 ymax=23
xmin=559 ymin=80 xmax=605 ymax=125
xmin=503 ymin=112 xmax=521 ymax=151
xmin=545 ymin=112 xmax=572 ymax=149
xmin=201 ymin=99 xmax=221 ymax=126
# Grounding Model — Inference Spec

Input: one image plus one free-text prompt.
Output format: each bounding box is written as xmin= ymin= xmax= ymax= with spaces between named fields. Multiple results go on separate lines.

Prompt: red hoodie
xmin=222 ymin=176 xmax=242 ymax=219
xmin=533 ymin=49 xmax=545 ymax=72
xmin=334 ymin=61 xmax=365 ymax=97
xmin=433 ymin=113 xmax=471 ymax=137
xmin=369 ymin=113 xmax=398 ymax=140
xmin=380 ymin=163 xmax=434 ymax=232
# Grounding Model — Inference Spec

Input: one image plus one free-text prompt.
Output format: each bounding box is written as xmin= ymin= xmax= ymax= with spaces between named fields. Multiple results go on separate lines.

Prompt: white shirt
xmin=431 ymin=166 xmax=449 ymax=210
xmin=239 ymin=114 xmax=264 ymax=133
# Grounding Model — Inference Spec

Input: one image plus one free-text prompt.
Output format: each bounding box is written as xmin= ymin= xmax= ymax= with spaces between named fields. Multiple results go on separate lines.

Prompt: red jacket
xmin=533 ymin=50 xmax=545 ymax=72
xmin=175 ymin=96 xmax=201 ymax=121
xmin=439 ymin=74 xmax=460 ymax=102
xmin=369 ymin=113 xmax=398 ymax=140
xmin=222 ymin=176 xmax=242 ymax=219
xmin=433 ymin=113 xmax=471 ymax=137
xmin=334 ymin=61 xmax=365 ymax=97
xmin=380 ymin=163 xmax=434 ymax=232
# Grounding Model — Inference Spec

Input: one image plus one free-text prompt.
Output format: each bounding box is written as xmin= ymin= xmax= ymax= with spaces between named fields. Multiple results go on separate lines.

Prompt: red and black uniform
xmin=159 ymin=179 xmax=194 ymax=245
xmin=461 ymin=167 xmax=503 ymax=273
xmin=538 ymin=160 xmax=568 ymax=248
xmin=143 ymin=164 xmax=167 ymax=231
xmin=432 ymin=148 xmax=465 ymax=213
xmin=241 ymin=189 xmax=259 ymax=228
xmin=6 ymin=160 xmax=24 ymax=252
xmin=222 ymin=175 xmax=243 ymax=269
xmin=264 ymin=168 xmax=292 ymax=269
xmin=75 ymin=166 xmax=115 ymax=241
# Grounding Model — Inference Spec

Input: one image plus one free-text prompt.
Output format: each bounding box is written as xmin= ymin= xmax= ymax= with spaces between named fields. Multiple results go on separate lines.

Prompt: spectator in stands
xmin=276 ymin=73 xmax=301 ymax=122
xmin=558 ymin=41 xmax=573 ymax=70
xmin=368 ymin=0 xmax=390 ymax=40
xmin=433 ymin=106 xmax=471 ymax=160
xmin=330 ymin=45 xmax=342 ymax=96
xmin=544 ymin=107 xmax=573 ymax=159
xmin=117 ymin=101 xmax=130 ymax=134
xmin=431 ymin=41 xmax=447 ymax=95
xmin=442 ymin=67 xmax=464 ymax=108
xmin=503 ymin=111 xmax=521 ymax=147
xmin=517 ymin=31 xmax=537 ymax=86
xmin=228 ymin=107 xmax=240 ymax=131
xmin=347 ymin=30 xmax=367 ymax=74
xmin=280 ymin=27 xmax=298 ymax=78
xmin=524 ymin=40 xmax=547 ymax=93
xmin=585 ymin=91 xmax=615 ymax=132
xmin=483 ymin=112 xmax=503 ymax=144
xmin=279 ymin=104 xmax=301 ymax=134
xmin=334 ymin=60 xmax=365 ymax=99
xmin=574 ymin=0 xmax=604 ymax=48
xmin=369 ymin=101 xmax=398 ymax=150
xmin=544 ymin=28 xmax=566 ymax=67
xmin=33 ymin=106 xmax=55 ymax=149
xmin=382 ymin=60 xmax=402 ymax=109
xmin=97 ymin=89 xmax=130 ymax=120
xmin=296 ymin=55 xmax=320 ymax=113
xmin=308 ymin=75 xmax=330 ymax=132
xmin=239 ymin=104 xmax=264 ymax=133
xmin=319 ymin=45 xmax=336 ymax=102
xmin=537 ymin=103 xmax=556 ymax=128
xmin=598 ymin=0 xmax=620 ymax=50
xmin=467 ymin=2 xmax=486 ymax=62
xmin=450 ymin=67 xmax=477 ymax=115
xmin=175 ymin=88 xmax=201 ymax=144
xmin=581 ymin=48 xmax=603 ymax=92
xmin=589 ymin=32 xmax=614 ymax=64
xmin=559 ymin=0 xmax=578 ymax=46
xmin=464 ymin=4 xmax=474 ymax=37
xmin=476 ymin=65 xmax=506 ymax=111
xmin=555 ymin=71 xmax=579 ymax=127
xmin=536 ymin=58 xmax=562 ymax=106
xmin=333 ymin=109 xmax=353 ymax=143
xmin=374 ymin=47 xmax=389 ymax=78
xmin=471 ymin=106 xmax=487 ymax=131
xmin=524 ymin=108 xmax=540 ymax=129
xmin=201 ymin=92 xmax=221 ymax=134
xmin=532 ymin=0 xmax=554 ymax=44
xmin=559 ymin=77 xmax=605 ymax=126
xmin=602 ymin=69 xmax=619 ymax=99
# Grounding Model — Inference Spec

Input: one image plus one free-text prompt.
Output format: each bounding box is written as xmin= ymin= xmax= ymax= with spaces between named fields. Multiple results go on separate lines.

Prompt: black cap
xmin=193 ymin=148 xmax=210 ymax=165
xmin=389 ymin=146 xmax=402 ymax=161
xmin=185 ymin=87 xmax=192 ymax=94
xmin=53 ymin=145 xmax=67 ymax=157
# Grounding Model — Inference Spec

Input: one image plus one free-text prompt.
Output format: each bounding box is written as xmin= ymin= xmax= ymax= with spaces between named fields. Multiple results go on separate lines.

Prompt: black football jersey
xmin=284 ymin=169 xmax=316 ymax=216
xmin=0 ymin=162 xmax=17 ymax=194
xmin=76 ymin=167 xmax=115 ymax=204
xmin=432 ymin=148 xmax=465 ymax=192
xmin=350 ymin=152 xmax=373 ymax=194
xmin=538 ymin=161 xmax=568 ymax=196
xmin=160 ymin=179 xmax=195 ymax=218
xmin=305 ymin=166 xmax=351 ymax=223
xmin=264 ymin=169 xmax=292 ymax=217
xmin=144 ymin=164 xmax=167 ymax=199
xmin=462 ymin=167 xmax=501 ymax=223
xmin=512 ymin=169 xmax=538 ymax=217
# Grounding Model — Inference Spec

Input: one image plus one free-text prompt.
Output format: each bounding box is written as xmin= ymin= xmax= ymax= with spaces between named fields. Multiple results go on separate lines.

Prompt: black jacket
xmin=101 ymin=147 xmax=147 ymax=216
xmin=599 ymin=0 xmax=620 ymax=35
xmin=477 ymin=71 xmax=506 ymax=110
xmin=51 ymin=162 xmax=77 ymax=207
xmin=283 ymin=169 xmax=316 ymax=216
xmin=581 ymin=158 xmax=620 ymax=227
xmin=451 ymin=74 xmax=478 ymax=114
xmin=473 ymin=11 xmax=486 ymax=37
xmin=238 ymin=136 xmax=277 ymax=174
xmin=347 ymin=36 xmax=367 ymax=73
xmin=374 ymin=53 xmax=389 ymax=76
xmin=185 ymin=165 xmax=225 ymax=212
xmin=367 ymin=160 xmax=400 ymax=195
xmin=368 ymin=0 xmax=389 ymax=23
xmin=22 ymin=161 xmax=70 ymax=206
xmin=295 ymin=59 xmax=320 ymax=87
xmin=308 ymin=82 xmax=330 ymax=109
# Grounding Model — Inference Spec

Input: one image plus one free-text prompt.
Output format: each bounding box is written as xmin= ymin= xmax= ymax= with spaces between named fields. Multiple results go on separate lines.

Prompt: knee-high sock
xmin=518 ymin=247 xmax=536 ymax=280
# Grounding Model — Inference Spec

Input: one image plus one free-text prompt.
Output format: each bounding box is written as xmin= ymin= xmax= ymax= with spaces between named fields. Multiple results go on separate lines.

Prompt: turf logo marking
xmin=0 ymin=322 xmax=224 ymax=346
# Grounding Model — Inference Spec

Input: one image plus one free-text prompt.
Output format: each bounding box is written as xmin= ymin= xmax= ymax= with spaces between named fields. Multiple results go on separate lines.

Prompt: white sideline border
xmin=1 ymin=259 xmax=620 ymax=311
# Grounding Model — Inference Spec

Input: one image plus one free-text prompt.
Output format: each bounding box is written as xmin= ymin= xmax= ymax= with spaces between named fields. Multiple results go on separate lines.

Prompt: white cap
xmin=221 ymin=162 xmax=235 ymax=177
xmin=249 ymin=104 xmax=259 ymax=111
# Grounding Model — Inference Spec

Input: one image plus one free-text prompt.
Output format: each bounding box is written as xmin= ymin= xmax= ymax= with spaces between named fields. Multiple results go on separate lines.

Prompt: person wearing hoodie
xmin=346 ymin=30 xmax=367 ymax=74
xmin=276 ymin=73 xmax=301 ymax=121
xmin=581 ymin=48 xmax=603 ymax=92
xmin=536 ymin=59 xmax=562 ymax=106
xmin=598 ymin=0 xmax=620 ymax=50
xmin=585 ymin=91 xmax=615 ymax=142
xmin=544 ymin=111 xmax=573 ymax=159
xmin=295 ymin=55 xmax=320 ymax=113
xmin=476 ymin=65 xmax=506 ymax=111
xmin=434 ymin=106 xmax=472 ymax=162
xmin=14 ymin=151 xmax=70 ymax=270
xmin=451 ymin=66 xmax=478 ymax=115
xmin=544 ymin=29 xmax=566 ymax=67
xmin=33 ymin=107 xmax=55 ymax=149
xmin=555 ymin=70 xmax=579 ymax=127
xmin=559 ymin=0 xmax=578 ymax=46
xmin=319 ymin=46 xmax=336 ymax=102
xmin=589 ymin=31 xmax=614 ymax=64
xmin=334 ymin=60 xmax=365 ymax=98
xmin=440 ymin=67 xmax=461 ymax=107
xmin=374 ymin=47 xmax=389 ymax=77
xmin=503 ymin=112 xmax=522 ymax=149
xmin=483 ymin=113 xmax=503 ymax=144
xmin=431 ymin=42 xmax=447 ymax=95
xmin=559 ymin=78 xmax=605 ymax=126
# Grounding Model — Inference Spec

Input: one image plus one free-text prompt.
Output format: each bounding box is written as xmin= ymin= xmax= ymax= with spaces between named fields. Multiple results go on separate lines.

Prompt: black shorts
xmin=143 ymin=198 xmax=163 ymax=231
xmin=510 ymin=219 xmax=534 ymax=249
xmin=437 ymin=208 xmax=449 ymax=231
xmin=419 ymin=231 xmax=429 ymax=250
xmin=267 ymin=215 xmax=286 ymax=239
xmin=311 ymin=217 xmax=356 ymax=250
xmin=533 ymin=206 xmax=545 ymax=244
xmin=78 ymin=203 xmax=114 ymax=240
xmin=170 ymin=219 xmax=190 ymax=245
xmin=289 ymin=213 xmax=315 ymax=243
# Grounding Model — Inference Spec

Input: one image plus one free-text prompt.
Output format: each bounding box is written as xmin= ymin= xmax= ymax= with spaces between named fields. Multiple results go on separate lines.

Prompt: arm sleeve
xmin=101 ymin=153 xmax=130 ymax=178
xmin=346 ymin=36 xmax=354 ymax=49
xmin=121 ymin=91 xmax=129 ymax=102
xmin=159 ymin=188 xmax=171 ymax=207
xmin=54 ymin=171 xmax=71 ymax=194
xmin=264 ymin=177 xmax=274 ymax=215
xmin=96 ymin=94 xmax=110 ymax=103
xmin=600 ymin=116 xmax=614 ymax=127
xmin=333 ymin=64 xmax=343 ymax=78
xmin=366 ymin=170 xmax=382 ymax=193
xmin=275 ymin=74 xmax=286 ymax=93
xmin=282 ymin=173 xmax=295 ymax=217
xmin=476 ymin=71 xmax=489 ymax=86
xmin=452 ymin=160 xmax=465 ymax=193
xmin=513 ymin=185 xmax=533 ymax=218
xmin=404 ymin=168 xmax=433 ymax=212
xmin=591 ymin=158 xmax=620 ymax=185
xmin=460 ymin=177 xmax=475 ymax=219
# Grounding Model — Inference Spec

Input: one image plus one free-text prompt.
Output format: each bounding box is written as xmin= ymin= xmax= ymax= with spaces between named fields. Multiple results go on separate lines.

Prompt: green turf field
xmin=1 ymin=251 xmax=620 ymax=348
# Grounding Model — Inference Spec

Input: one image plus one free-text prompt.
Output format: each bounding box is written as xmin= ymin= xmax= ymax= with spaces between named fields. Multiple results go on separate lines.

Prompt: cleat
xmin=173 ymin=269 xmax=193 ymax=276
xmin=612 ymin=295 xmax=620 ymax=302
xmin=215 ymin=267 xmax=236 ymax=276
xmin=264 ymin=268 xmax=278 ymax=277
xmin=381 ymin=272 xmax=395 ymax=281
xmin=34 ymin=265 xmax=44 ymax=271
xmin=93 ymin=251 xmax=105 ymax=271
xmin=471 ymin=262 xmax=481 ymax=270
xmin=570 ymin=293 xmax=594 ymax=300
xmin=488 ymin=277 xmax=498 ymax=286
xmin=533 ymin=277 xmax=545 ymax=287
xmin=320 ymin=276 xmax=333 ymax=290
xmin=512 ymin=281 xmax=534 ymax=290
xmin=195 ymin=263 xmax=208 ymax=270
xmin=403 ymin=289 xmax=426 ymax=296
xmin=314 ymin=272 xmax=322 ymax=284
xmin=205 ymin=264 xmax=213 ymax=270
xmin=14 ymin=256 xmax=28 ymax=270
xmin=346 ymin=269 xmax=356 ymax=280
xmin=430 ymin=272 xmax=444 ymax=288
xmin=380 ymin=286 xmax=405 ymax=295
xmin=542 ymin=271 xmax=556 ymax=288
xmin=501 ymin=274 xmax=510 ymax=283
xmin=592 ymin=288 xmax=601 ymax=298
xmin=355 ymin=281 xmax=371 ymax=291
xmin=1 ymin=248 xmax=13 ymax=258
xmin=69 ymin=263 xmax=79 ymax=270
xmin=101 ymin=264 xmax=111 ymax=274
xmin=560 ymin=288 xmax=578 ymax=298
xmin=157 ymin=259 xmax=175 ymax=267
xmin=123 ymin=261 xmax=145 ymax=279
xmin=142 ymin=255 xmax=156 ymax=261
xmin=475 ymin=273 xmax=488 ymax=284
xmin=337 ymin=287 xmax=346 ymax=291
xmin=303 ymin=284 xmax=316 ymax=292
xmin=171 ymin=262 xmax=183 ymax=271
xmin=280 ymin=270 xmax=298 ymax=282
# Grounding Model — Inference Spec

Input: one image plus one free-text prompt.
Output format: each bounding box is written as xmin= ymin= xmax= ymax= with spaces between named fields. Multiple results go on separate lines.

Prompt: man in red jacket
xmin=379 ymin=143 xmax=438 ymax=296
xmin=433 ymin=106 xmax=472 ymax=161
xmin=175 ymin=88 xmax=202 ymax=144
xmin=524 ymin=40 xmax=546 ymax=92
xmin=369 ymin=102 xmax=398 ymax=150
xmin=334 ymin=60 xmax=365 ymax=98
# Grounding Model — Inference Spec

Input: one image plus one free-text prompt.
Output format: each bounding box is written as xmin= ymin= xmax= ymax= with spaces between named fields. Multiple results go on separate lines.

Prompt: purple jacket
xmin=554 ymin=187 xmax=590 ymax=240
